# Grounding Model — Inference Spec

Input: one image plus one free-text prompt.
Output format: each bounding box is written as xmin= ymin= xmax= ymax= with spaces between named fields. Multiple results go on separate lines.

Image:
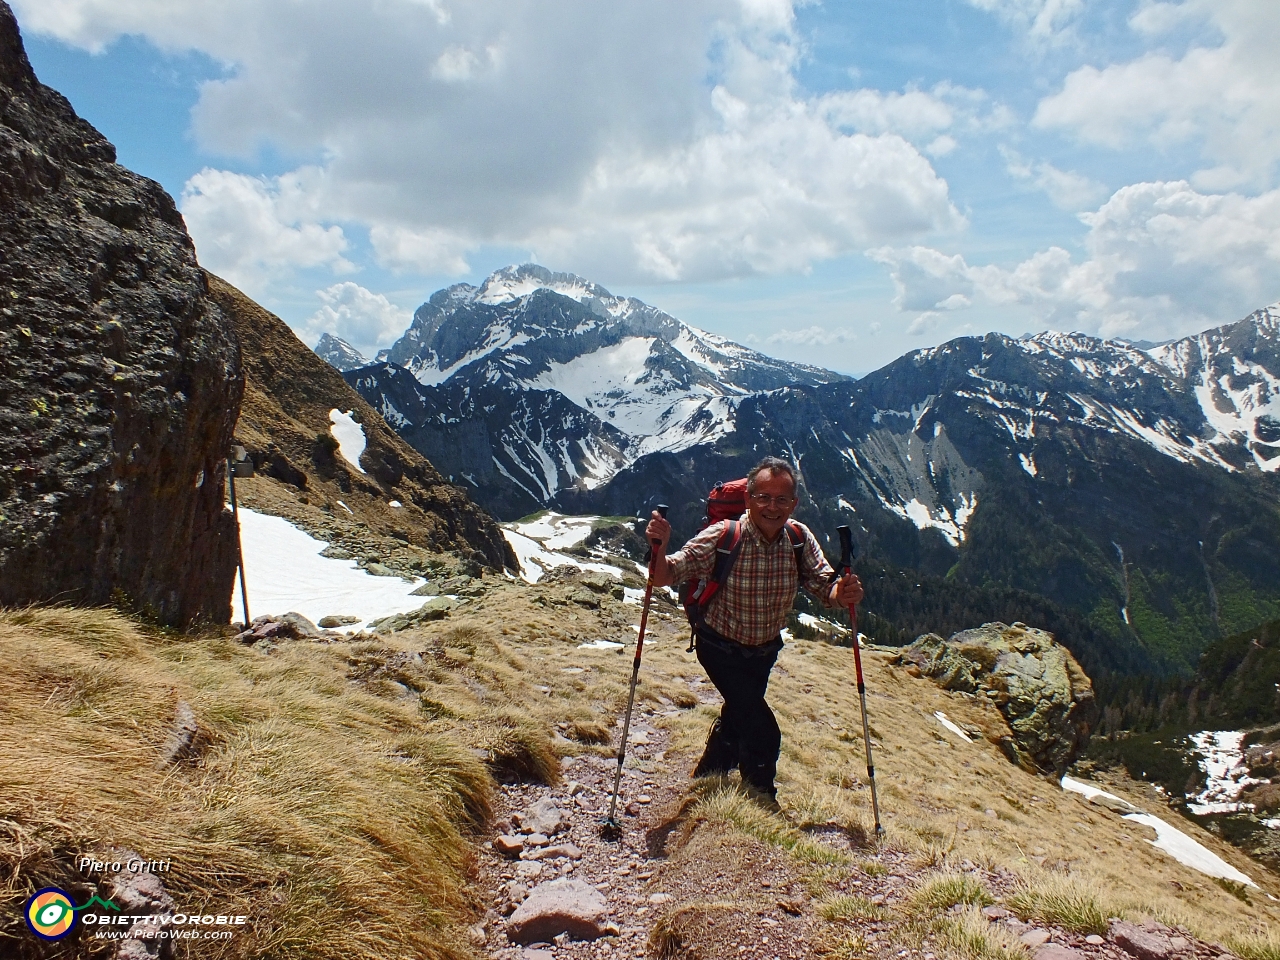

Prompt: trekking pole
xmin=834 ymin=524 xmax=883 ymax=835
xmin=227 ymin=454 xmax=250 ymax=625
xmin=602 ymin=503 xmax=668 ymax=840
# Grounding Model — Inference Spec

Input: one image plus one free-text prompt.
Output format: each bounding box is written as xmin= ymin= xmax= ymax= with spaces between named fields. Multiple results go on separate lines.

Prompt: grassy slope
xmin=4 ymin=584 xmax=1278 ymax=959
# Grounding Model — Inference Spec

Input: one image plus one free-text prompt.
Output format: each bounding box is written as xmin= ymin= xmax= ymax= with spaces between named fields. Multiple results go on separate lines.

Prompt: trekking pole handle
xmin=650 ymin=504 xmax=669 ymax=549
xmin=836 ymin=524 xmax=855 ymax=576
xmin=643 ymin=505 xmax=669 ymax=568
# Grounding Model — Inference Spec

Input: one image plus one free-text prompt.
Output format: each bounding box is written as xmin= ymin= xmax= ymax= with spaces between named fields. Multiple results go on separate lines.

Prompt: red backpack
xmin=679 ymin=478 xmax=805 ymax=651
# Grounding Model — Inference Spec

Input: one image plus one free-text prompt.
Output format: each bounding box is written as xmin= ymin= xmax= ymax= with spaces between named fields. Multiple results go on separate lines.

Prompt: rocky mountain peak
xmin=314 ymin=332 xmax=368 ymax=372
xmin=473 ymin=262 xmax=617 ymax=307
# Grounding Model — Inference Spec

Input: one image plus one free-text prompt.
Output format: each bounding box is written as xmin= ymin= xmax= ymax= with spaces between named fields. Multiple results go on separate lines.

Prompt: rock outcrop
xmin=0 ymin=3 xmax=243 ymax=624
xmin=894 ymin=622 xmax=1099 ymax=775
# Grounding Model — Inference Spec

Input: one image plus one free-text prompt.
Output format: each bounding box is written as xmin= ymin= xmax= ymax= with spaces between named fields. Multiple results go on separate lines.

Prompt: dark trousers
xmin=694 ymin=627 xmax=782 ymax=794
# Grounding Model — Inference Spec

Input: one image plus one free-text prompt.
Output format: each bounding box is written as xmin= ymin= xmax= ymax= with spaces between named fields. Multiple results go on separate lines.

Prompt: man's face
xmin=746 ymin=468 xmax=797 ymax=541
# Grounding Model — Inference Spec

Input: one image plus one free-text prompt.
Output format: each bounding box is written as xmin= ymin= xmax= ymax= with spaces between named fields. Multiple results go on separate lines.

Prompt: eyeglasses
xmin=749 ymin=493 xmax=796 ymax=507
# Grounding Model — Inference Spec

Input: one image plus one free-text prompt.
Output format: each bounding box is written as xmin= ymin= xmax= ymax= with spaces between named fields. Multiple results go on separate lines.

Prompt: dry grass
xmin=934 ymin=906 xmax=1031 ymax=960
xmin=817 ymin=893 xmax=886 ymax=921
xmin=1230 ymin=929 xmax=1280 ymax=960
xmin=648 ymin=901 xmax=741 ymax=959
xmin=911 ymin=872 xmax=996 ymax=913
xmin=691 ymin=782 xmax=849 ymax=866
xmin=1008 ymin=873 xmax=1110 ymax=935
xmin=652 ymin=633 xmax=1280 ymax=952
xmin=8 ymin=573 xmax=1280 ymax=959
xmin=0 ymin=583 xmax=708 ymax=958
xmin=0 ymin=606 xmax=500 ymax=960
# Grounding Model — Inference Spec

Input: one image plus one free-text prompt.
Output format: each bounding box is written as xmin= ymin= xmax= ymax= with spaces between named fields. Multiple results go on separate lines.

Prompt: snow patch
xmin=412 ymin=332 xmax=531 ymax=386
xmin=329 ymin=409 xmax=367 ymax=474
xmin=880 ymin=491 xmax=977 ymax=548
xmin=1187 ymin=731 xmax=1266 ymax=815
xmin=502 ymin=528 xmax=620 ymax=584
xmin=1019 ymin=453 xmax=1037 ymax=477
xmin=934 ymin=712 xmax=973 ymax=742
xmin=510 ymin=512 xmax=599 ymax=551
xmin=1123 ymin=813 xmax=1256 ymax=887
xmin=1062 ymin=777 xmax=1256 ymax=886
xmin=230 ymin=508 xmax=427 ymax=633
xmin=578 ymin=639 xmax=625 ymax=651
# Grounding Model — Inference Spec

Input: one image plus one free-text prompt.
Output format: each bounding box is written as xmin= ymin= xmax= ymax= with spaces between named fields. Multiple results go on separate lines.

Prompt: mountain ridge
xmin=334 ymin=266 xmax=1280 ymax=673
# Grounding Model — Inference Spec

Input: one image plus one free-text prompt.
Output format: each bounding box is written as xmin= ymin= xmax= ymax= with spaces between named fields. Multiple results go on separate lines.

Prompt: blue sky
xmin=15 ymin=0 xmax=1280 ymax=375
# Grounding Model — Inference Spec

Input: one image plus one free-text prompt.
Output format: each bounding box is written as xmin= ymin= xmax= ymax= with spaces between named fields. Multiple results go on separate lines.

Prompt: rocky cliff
xmin=209 ymin=274 xmax=515 ymax=571
xmin=0 ymin=3 xmax=243 ymax=624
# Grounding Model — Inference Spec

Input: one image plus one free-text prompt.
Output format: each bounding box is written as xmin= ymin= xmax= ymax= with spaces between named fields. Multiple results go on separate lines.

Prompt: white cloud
xmin=965 ymin=0 xmax=1085 ymax=43
xmin=369 ymin=225 xmax=473 ymax=275
xmin=179 ymin=168 xmax=354 ymax=296
xmin=301 ymin=282 xmax=412 ymax=357
xmin=907 ymin=311 xmax=944 ymax=336
xmin=17 ymin=0 xmax=965 ymax=285
xmin=818 ymin=82 xmax=1012 ymax=145
xmin=872 ymin=180 xmax=1280 ymax=340
xmin=926 ymin=135 xmax=958 ymax=158
xmin=1001 ymin=146 xmax=1108 ymax=210
xmin=1034 ymin=0 xmax=1280 ymax=187
xmin=765 ymin=325 xmax=857 ymax=346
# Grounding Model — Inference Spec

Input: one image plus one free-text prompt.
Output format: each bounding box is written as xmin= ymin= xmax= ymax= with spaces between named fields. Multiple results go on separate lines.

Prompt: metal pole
xmin=835 ymin=525 xmax=883 ymax=835
xmin=227 ymin=456 xmax=250 ymax=625
xmin=602 ymin=504 xmax=668 ymax=839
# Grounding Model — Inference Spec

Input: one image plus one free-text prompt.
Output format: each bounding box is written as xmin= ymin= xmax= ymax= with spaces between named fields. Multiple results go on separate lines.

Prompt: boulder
xmin=1111 ymin=921 xmax=1176 ymax=960
xmin=99 ymin=847 xmax=178 ymax=959
xmin=519 ymin=798 xmax=567 ymax=837
xmin=0 ymin=3 xmax=243 ymax=625
xmin=505 ymin=877 xmax=611 ymax=944
xmin=279 ymin=611 xmax=323 ymax=638
xmin=367 ymin=596 xmax=457 ymax=632
xmin=577 ymin=571 xmax=618 ymax=594
xmin=318 ymin=615 xmax=360 ymax=628
xmin=894 ymin=622 xmax=1098 ymax=775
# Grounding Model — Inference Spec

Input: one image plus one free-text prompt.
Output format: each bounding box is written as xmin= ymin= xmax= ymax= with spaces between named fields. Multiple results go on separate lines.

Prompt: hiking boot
xmin=742 ymin=780 xmax=781 ymax=813
xmin=741 ymin=762 xmax=779 ymax=805
xmin=692 ymin=719 xmax=737 ymax=778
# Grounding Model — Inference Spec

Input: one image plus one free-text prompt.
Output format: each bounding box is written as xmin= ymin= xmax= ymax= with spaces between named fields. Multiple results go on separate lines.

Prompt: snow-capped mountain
xmin=314 ymin=333 xmax=369 ymax=372
xmin=555 ymin=301 xmax=1280 ymax=672
xmin=351 ymin=264 xmax=846 ymax=515
xmin=346 ymin=266 xmax=1280 ymax=669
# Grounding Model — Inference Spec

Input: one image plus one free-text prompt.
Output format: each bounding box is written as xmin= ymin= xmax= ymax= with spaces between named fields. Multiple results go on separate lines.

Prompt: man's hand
xmin=645 ymin=510 xmax=671 ymax=551
xmin=644 ymin=510 xmax=675 ymax=587
xmin=829 ymin=572 xmax=864 ymax=608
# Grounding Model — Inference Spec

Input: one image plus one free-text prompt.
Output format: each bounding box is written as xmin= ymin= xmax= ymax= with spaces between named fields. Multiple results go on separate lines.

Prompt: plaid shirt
xmin=668 ymin=514 xmax=836 ymax=646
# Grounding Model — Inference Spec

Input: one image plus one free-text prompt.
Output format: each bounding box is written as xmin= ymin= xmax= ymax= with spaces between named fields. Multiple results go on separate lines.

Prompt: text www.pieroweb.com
xmin=83 ymin=912 xmax=246 ymax=941
xmin=93 ymin=928 xmax=234 ymax=941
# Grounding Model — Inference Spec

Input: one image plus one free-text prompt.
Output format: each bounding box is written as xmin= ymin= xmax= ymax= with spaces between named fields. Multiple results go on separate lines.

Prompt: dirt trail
xmin=469 ymin=676 xmax=935 ymax=960
xmin=468 ymin=686 xmax=1250 ymax=960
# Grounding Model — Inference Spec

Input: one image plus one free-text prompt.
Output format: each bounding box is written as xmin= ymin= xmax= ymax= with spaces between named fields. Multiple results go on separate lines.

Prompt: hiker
xmin=645 ymin=456 xmax=864 ymax=802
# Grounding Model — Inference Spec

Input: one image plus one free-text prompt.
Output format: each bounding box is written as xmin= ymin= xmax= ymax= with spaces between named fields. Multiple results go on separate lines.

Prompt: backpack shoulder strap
xmin=784 ymin=520 xmax=807 ymax=573
xmin=711 ymin=519 xmax=744 ymax=584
